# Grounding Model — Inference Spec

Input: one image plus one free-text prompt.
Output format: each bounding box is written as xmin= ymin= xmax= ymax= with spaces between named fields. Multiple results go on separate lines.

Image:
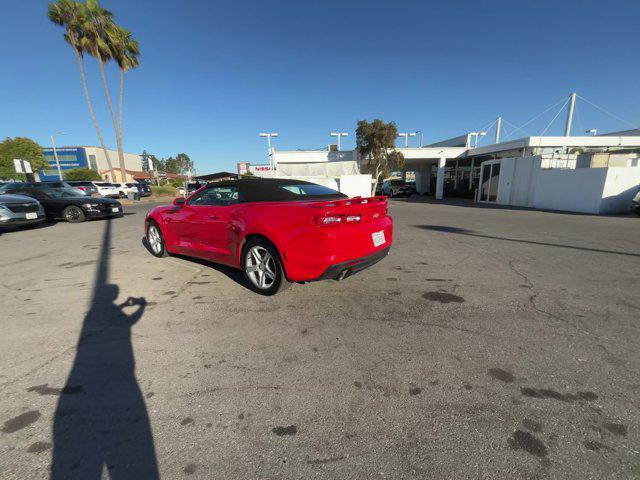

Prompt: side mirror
xmin=173 ymin=197 xmax=185 ymax=206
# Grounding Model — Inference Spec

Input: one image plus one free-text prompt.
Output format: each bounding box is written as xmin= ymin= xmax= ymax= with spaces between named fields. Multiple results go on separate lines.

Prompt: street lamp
xmin=469 ymin=131 xmax=487 ymax=148
xmin=398 ymin=132 xmax=416 ymax=148
xmin=50 ymin=132 xmax=67 ymax=180
xmin=330 ymin=132 xmax=349 ymax=151
xmin=586 ymin=128 xmax=597 ymax=136
xmin=259 ymin=132 xmax=279 ymax=170
xmin=416 ymin=130 xmax=424 ymax=148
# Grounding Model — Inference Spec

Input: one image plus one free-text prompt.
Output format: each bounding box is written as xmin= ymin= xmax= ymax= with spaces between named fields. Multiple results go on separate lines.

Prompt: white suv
xmin=92 ymin=182 xmax=120 ymax=198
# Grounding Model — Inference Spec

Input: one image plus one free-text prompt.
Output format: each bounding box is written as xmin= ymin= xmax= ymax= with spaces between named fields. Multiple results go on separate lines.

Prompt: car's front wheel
xmin=242 ymin=238 xmax=289 ymax=295
xmin=63 ymin=205 xmax=86 ymax=223
xmin=146 ymin=221 xmax=169 ymax=257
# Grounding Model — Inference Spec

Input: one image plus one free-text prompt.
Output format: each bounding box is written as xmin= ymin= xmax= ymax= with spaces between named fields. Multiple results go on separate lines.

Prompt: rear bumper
xmin=310 ymin=245 xmax=391 ymax=281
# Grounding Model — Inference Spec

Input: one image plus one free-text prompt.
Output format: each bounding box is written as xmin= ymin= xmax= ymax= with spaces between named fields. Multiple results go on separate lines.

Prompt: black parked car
xmin=66 ymin=180 xmax=100 ymax=197
xmin=1 ymin=186 xmax=123 ymax=223
xmin=633 ymin=189 xmax=640 ymax=216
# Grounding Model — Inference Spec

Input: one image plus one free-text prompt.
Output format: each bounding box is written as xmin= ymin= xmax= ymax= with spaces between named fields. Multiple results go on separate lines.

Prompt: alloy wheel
xmin=65 ymin=207 xmax=81 ymax=222
xmin=147 ymin=225 xmax=163 ymax=255
xmin=244 ymin=245 xmax=276 ymax=290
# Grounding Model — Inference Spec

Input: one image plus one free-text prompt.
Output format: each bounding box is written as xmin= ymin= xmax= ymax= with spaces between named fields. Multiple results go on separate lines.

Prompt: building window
xmin=89 ymin=155 xmax=98 ymax=170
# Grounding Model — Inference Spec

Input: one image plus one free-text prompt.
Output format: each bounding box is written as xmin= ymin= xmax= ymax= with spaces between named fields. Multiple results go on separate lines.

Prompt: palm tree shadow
xmin=51 ymin=220 xmax=159 ymax=479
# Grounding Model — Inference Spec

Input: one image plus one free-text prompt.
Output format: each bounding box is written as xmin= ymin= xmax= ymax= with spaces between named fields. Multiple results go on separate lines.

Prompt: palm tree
xmin=107 ymin=25 xmax=140 ymax=176
xmin=47 ymin=0 xmax=116 ymax=182
xmin=80 ymin=0 xmax=128 ymax=183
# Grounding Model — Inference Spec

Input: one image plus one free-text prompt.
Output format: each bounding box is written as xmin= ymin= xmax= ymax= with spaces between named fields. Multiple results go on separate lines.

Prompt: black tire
xmin=146 ymin=220 xmax=168 ymax=257
xmin=63 ymin=205 xmax=86 ymax=223
xmin=635 ymin=207 xmax=640 ymax=216
xmin=241 ymin=237 xmax=290 ymax=295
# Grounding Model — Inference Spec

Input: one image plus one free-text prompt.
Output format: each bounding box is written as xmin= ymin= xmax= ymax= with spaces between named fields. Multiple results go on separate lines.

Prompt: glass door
xmin=479 ymin=161 xmax=501 ymax=202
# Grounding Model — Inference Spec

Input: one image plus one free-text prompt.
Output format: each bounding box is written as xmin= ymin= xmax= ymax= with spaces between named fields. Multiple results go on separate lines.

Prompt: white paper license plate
xmin=25 ymin=212 xmax=38 ymax=219
xmin=111 ymin=207 xmax=120 ymax=213
xmin=371 ymin=230 xmax=386 ymax=247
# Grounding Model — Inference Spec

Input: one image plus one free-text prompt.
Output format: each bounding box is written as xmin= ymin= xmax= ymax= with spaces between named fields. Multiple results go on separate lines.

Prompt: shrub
xmin=151 ymin=185 xmax=177 ymax=196
xmin=169 ymin=177 xmax=185 ymax=188
xmin=64 ymin=168 xmax=102 ymax=181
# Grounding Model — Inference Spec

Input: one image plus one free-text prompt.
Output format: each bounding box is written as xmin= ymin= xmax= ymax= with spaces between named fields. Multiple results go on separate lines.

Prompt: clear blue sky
xmin=2 ymin=0 xmax=639 ymax=173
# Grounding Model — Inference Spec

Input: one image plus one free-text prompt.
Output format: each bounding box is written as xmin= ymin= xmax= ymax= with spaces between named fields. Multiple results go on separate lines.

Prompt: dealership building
xmin=41 ymin=146 xmax=142 ymax=182
xmin=241 ymin=134 xmax=640 ymax=214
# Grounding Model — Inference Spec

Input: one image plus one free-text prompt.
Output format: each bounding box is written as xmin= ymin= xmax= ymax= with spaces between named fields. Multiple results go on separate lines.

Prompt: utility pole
xmin=495 ymin=116 xmax=502 ymax=143
xmin=564 ymin=92 xmax=577 ymax=136
xmin=50 ymin=132 xmax=65 ymax=181
xmin=416 ymin=130 xmax=424 ymax=148
xmin=330 ymin=132 xmax=349 ymax=151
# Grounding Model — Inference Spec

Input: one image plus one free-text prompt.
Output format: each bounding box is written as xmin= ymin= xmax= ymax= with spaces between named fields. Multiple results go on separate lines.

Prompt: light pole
xmin=330 ymin=132 xmax=349 ymax=151
xmin=469 ymin=131 xmax=487 ymax=148
xmin=50 ymin=132 xmax=66 ymax=180
xmin=586 ymin=128 xmax=597 ymax=136
xmin=416 ymin=130 xmax=424 ymax=147
xmin=259 ymin=132 xmax=278 ymax=171
xmin=398 ymin=132 xmax=416 ymax=148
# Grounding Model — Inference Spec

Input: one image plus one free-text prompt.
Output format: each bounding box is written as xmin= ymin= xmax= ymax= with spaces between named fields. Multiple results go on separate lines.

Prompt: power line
xmin=509 ymin=97 xmax=567 ymax=135
xmin=576 ymin=94 xmax=639 ymax=129
xmin=502 ymin=118 xmax=530 ymax=138
xmin=540 ymin=96 xmax=571 ymax=135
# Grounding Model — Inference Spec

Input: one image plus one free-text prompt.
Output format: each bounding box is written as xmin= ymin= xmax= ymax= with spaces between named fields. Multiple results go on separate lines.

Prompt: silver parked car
xmin=0 ymin=194 xmax=46 ymax=228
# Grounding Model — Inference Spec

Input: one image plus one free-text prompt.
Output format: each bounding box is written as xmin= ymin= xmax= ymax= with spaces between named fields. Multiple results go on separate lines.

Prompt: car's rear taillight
xmin=78 ymin=186 xmax=86 ymax=190
xmin=316 ymin=215 xmax=342 ymax=226
xmin=316 ymin=214 xmax=361 ymax=226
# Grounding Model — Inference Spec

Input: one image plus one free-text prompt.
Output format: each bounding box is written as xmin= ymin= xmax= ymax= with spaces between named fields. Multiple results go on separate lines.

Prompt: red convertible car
xmin=144 ymin=179 xmax=393 ymax=295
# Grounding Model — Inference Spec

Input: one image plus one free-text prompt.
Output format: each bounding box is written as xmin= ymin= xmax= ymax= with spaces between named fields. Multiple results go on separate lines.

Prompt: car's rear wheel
xmin=146 ymin=221 xmax=168 ymax=257
xmin=242 ymin=238 xmax=289 ymax=295
xmin=63 ymin=205 xmax=86 ymax=223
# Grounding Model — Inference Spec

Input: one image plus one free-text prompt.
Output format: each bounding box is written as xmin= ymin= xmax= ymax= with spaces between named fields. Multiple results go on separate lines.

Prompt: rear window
xmin=95 ymin=182 xmax=114 ymax=187
xmin=280 ymin=184 xmax=342 ymax=196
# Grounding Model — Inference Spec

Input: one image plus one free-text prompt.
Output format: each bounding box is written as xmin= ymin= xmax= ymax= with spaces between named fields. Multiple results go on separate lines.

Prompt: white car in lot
xmin=113 ymin=182 xmax=140 ymax=198
xmin=92 ymin=182 xmax=120 ymax=198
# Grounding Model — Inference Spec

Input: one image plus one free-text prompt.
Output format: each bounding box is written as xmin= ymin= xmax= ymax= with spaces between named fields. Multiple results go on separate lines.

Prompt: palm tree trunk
xmin=74 ymin=48 xmax=115 ymax=182
xmin=118 ymin=68 xmax=124 ymax=137
xmin=98 ymin=58 xmax=127 ymax=183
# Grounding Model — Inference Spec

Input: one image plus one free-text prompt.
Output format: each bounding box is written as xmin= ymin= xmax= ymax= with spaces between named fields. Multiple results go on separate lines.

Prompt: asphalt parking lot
xmin=1 ymin=198 xmax=639 ymax=479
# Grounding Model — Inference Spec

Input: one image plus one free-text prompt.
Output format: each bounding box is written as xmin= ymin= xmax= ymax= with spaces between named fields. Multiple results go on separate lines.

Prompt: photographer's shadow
xmin=51 ymin=220 xmax=159 ymax=479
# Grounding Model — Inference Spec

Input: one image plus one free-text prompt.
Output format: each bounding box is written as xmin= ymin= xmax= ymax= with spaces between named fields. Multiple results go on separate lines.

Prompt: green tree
xmin=355 ymin=119 xmax=405 ymax=195
xmin=165 ymin=153 xmax=194 ymax=176
xmin=47 ymin=0 xmax=116 ymax=183
xmin=0 ymin=137 xmax=48 ymax=180
xmin=64 ymin=167 xmax=102 ymax=181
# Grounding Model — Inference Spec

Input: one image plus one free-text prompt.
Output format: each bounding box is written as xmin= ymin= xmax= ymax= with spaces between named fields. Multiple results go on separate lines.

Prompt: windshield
xmin=45 ymin=188 xmax=86 ymax=198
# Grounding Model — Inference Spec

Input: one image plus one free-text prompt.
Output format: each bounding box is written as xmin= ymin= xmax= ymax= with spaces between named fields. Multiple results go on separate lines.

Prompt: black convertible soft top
xmin=208 ymin=178 xmax=348 ymax=203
